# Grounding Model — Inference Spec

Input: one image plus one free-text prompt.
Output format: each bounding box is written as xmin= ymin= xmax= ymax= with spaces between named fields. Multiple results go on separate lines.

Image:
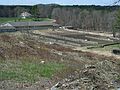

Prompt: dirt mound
xmin=52 ymin=60 xmax=120 ymax=90
xmin=0 ymin=34 xmax=16 ymax=42
xmin=0 ymin=32 xmax=120 ymax=90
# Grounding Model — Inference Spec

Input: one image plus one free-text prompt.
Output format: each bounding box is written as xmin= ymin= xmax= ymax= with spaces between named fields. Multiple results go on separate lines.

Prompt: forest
xmin=0 ymin=4 xmax=120 ymax=32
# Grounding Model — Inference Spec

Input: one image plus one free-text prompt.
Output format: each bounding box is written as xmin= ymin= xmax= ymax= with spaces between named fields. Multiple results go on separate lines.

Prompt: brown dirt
xmin=0 ymin=32 xmax=120 ymax=90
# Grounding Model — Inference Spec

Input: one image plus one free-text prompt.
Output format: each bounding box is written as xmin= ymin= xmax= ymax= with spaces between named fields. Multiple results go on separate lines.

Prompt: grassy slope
xmin=0 ymin=60 xmax=64 ymax=83
xmin=90 ymin=44 xmax=120 ymax=52
xmin=0 ymin=32 xmax=70 ymax=83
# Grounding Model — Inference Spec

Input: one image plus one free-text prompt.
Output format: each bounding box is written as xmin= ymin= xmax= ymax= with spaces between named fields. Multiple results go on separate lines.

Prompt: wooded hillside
xmin=0 ymin=4 xmax=119 ymax=32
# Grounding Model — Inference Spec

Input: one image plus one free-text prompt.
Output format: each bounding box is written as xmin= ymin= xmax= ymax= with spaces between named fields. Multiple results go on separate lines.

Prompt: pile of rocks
xmin=51 ymin=60 xmax=120 ymax=90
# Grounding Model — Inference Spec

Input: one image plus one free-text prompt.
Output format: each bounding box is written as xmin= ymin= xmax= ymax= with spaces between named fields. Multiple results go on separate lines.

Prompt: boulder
xmin=112 ymin=49 xmax=120 ymax=55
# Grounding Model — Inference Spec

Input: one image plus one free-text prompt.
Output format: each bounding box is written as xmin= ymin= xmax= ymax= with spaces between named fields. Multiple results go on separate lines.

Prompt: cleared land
xmin=33 ymin=29 xmax=119 ymax=48
xmin=36 ymin=29 xmax=120 ymax=58
xmin=0 ymin=29 xmax=120 ymax=90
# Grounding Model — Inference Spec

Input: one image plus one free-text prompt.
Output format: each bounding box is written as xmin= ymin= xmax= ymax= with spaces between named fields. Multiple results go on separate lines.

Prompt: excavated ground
xmin=0 ymin=31 xmax=120 ymax=90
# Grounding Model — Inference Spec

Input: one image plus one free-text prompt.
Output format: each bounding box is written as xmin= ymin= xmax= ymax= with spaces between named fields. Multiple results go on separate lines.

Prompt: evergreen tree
xmin=31 ymin=5 xmax=38 ymax=18
xmin=113 ymin=9 xmax=120 ymax=37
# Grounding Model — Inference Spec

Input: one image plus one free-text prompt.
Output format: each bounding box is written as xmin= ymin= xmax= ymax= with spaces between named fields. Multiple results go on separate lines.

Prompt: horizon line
xmin=0 ymin=3 xmax=119 ymax=6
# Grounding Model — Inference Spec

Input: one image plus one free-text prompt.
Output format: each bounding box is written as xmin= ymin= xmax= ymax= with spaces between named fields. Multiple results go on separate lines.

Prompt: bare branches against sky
xmin=0 ymin=0 xmax=119 ymax=5
xmin=113 ymin=0 xmax=120 ymax=4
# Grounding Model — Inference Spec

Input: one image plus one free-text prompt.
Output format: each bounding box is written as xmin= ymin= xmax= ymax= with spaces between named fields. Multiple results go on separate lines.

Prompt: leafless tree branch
xmin=113 ymin=0 xmax=120 ymax=5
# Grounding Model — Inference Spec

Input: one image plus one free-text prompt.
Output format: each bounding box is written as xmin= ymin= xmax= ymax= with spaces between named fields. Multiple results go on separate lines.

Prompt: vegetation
xmin=0 ymin=5 xmax=119 ymax=32
xmin=31 ymin=5 xmax=39 ymax=18
xmin=0 ymin=60 xmax=64 ymax=83
xmin=32 ymin=18 xmax=50 ymax=21
xmin=113 ymin=9 xmax=120 ymax=37
xmin=90 ymin=44 xmax=120 ymax=52
xmin=0 ymin=17 xmax=50 ymax=23
xmin=0 ymin=32 xmax=69 ymax=83
xmin=0 ymin=17 xmax=18 ymax=23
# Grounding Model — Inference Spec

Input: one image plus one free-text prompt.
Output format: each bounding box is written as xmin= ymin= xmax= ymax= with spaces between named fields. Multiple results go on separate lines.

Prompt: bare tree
xmin=113 ymin=0 xmax=120 ymax=4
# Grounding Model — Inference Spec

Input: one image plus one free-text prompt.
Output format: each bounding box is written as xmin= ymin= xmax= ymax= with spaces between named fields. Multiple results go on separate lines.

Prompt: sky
xmin=0 ymin=0 xmax=119 ymax=6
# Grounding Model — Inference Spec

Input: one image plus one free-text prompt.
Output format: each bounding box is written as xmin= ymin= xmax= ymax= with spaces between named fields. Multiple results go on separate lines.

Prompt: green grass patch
xmin=89 ymin=44 xmax=120 ymax=52
xmin=32 ymin=18 xmax=50 ymax=21
xmin=0 ymin=17 xmax=18 ymax=23
xmin=0 ymin=17 xmax=51 ymax=23
xmin=109 ymin=44 xmax=120 ymax=48
xmin=0 ymin=60 xmax=64 ymax=83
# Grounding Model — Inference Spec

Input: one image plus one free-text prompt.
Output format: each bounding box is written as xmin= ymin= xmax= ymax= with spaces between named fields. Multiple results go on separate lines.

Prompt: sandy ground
xmin=74 ymin=46 xmax=120 ymax=59
xmin=64 ymin=29 xmax=113 ymax=37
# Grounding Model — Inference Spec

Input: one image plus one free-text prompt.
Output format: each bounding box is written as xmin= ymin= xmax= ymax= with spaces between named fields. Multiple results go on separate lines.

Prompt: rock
xmin=85 ymin=39 xmax=88 ymax=41
xmin=41 ymin=61 xmax=45 ymax=64
xmin=85 ymin=65 xmax=96 ymax=69
xmin=112 ymin=49 xmax=120 ymax=55
xmin=54 ymin=82 xmax=62 ymax=88
xmin=51 ymin=82 xmax=62 ymax=90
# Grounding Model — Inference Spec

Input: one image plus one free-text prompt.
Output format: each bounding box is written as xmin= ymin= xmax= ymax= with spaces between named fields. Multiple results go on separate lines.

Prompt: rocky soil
xmin=0 ymin=31 xmax=120 ymax=90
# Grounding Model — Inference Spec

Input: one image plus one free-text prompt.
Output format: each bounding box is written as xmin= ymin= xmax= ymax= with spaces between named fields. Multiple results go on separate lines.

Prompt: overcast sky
xmin=0 ymin=0 xmax=119 ymax=5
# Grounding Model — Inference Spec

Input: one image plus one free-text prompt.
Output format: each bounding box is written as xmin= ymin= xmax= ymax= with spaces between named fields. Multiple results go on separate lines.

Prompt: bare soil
xmin=0 ymin=31 xmax=120 ymax=90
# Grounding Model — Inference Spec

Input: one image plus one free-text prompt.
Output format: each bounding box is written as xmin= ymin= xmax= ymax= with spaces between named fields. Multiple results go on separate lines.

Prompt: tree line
xmin=0 ymin=5 xmax=32 ymax=17
xmin=0 ymin=4 xmax=120 ymax=33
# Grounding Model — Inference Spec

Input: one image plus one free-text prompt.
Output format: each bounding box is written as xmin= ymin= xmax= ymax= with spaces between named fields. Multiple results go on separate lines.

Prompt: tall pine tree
xmin=113 ymin=9 xmax=120 ymax=37
xmin=31 ymin=5 xmax=38 ymax=18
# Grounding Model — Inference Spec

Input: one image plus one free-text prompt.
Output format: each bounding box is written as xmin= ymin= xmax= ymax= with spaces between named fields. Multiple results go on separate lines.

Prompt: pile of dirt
xmin=0 ymin=34 xmax=15 ymax=42
xmin=52 ymin=60 xmax=120 ymax=90
xmin=0 ymin=32 xmax=120 ymax=90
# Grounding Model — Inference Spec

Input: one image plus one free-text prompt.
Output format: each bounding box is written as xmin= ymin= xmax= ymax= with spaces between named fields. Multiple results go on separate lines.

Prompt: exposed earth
xmin=0 ymin=29 xmax=120 ymax=90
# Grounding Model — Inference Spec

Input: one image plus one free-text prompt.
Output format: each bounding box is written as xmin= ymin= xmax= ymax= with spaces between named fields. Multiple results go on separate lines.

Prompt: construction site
xmin=0 ymin=27 xmax=119 ymax=90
